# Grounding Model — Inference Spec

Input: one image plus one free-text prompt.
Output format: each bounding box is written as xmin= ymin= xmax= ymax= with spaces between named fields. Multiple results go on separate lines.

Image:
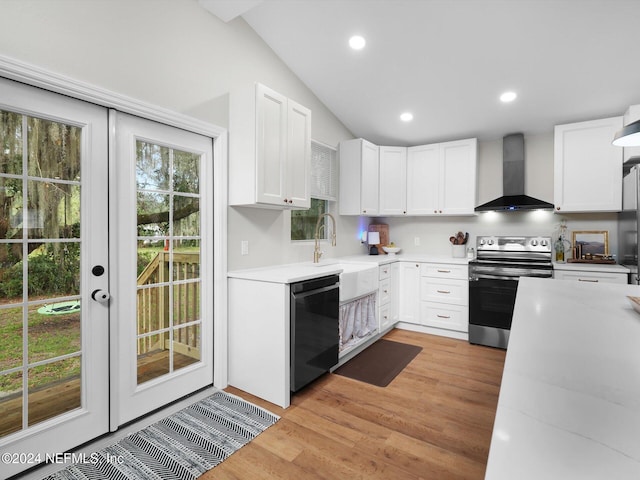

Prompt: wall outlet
xmin=241 ymin=240 xmax=249 ymax=255
xmin=414 ymin=237 xmax=420 ymax=246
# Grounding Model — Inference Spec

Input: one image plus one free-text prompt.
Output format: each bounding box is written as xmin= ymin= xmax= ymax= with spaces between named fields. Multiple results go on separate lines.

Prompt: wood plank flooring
xmin=207 ymin=329 xmax=506 ymax=480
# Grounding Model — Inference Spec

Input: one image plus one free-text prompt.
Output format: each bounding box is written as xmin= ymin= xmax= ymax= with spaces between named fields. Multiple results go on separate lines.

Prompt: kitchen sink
xmin=336 ymin=263 xmax=378 ymax=303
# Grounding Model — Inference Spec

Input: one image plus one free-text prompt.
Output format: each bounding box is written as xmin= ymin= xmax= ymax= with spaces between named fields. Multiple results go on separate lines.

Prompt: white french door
xmin=111 ymin=111 xmax=213 ymax=427
xmin=0 ymin=79 xmax=109 ymax=478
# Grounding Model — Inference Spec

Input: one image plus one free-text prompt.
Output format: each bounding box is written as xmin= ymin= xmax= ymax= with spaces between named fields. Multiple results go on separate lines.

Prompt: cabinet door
xmin=407 ymin=144 xmax=439 ymax=214
xmin=286 ymin=99 xmax=311 ymax=208
xmin=398 ymin=262 xmax=421 ymax=323
xmin=379 ymin=146 xmax=407 ymax=215
xmin=256 ymin=84 xmax=287 ymax=206
xmin=440 ymin=138 xmax=477 ymax=215
xmin=361 ymin=140 xmax=380 ymax=215
xmin=554 ymin=117 xmax=623 ymax=212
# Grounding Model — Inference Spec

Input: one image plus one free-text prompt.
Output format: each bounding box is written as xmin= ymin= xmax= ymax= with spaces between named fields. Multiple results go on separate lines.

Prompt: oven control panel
xmin=476 ymin=236 xmax=552 ymax=253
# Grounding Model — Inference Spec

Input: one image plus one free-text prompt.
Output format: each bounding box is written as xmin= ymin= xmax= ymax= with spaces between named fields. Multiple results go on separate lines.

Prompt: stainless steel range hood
xmin=475 ymin=133 xmax=554 ymax=212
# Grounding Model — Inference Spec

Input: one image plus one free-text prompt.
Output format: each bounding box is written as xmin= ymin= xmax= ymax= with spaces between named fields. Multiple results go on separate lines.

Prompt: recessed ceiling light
xmin=349 ymin=35 xmax=366 ymax=50
xmin=400 ymin=112 xmax=414 ymax=122
xmin=500 ymin=91 xmax=517 ymax=103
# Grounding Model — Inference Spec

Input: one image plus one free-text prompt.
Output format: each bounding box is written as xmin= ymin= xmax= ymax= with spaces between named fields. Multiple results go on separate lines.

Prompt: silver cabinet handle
xmin=437 ymin=314 xmax=450 ymax=319
xmin=437 ymin=269 xmax=451 ymax=273
xmin=437 ymin=290 xmax=451 ymax=294
xmin=578 ymin=278 xmax=598 ymax=282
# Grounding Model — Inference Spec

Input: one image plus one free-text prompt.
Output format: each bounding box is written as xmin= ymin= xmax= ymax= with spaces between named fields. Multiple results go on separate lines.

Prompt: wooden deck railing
xmin=136 ymin=251 xmax=200 ymax=359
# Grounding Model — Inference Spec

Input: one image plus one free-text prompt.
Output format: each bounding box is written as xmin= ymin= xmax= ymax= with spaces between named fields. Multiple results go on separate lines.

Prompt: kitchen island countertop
xmin=485 ymin=276 xmax=640 ymax=479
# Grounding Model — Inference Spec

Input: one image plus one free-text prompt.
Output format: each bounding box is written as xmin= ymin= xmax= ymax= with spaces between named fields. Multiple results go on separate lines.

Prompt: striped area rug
xmin=44 ymin=391 xmax=279 ymax=480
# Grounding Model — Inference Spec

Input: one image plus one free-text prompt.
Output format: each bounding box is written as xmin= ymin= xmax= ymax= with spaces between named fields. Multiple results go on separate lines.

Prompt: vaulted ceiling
xmin=204 ymin=0 xmax=640 ymax=146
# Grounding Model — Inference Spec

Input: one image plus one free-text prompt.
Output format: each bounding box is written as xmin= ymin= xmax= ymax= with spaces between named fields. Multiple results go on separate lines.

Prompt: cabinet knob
xmin=363 ymin=209 xmax=367 ymax=213
xmin=283 ymin=198 xmax=288 ymax=203
xmin=556 ymin=206 xmax=561 ymax=211
xmin=434 ymin=210 xmax=437 ymax=213
xmin=288 ymin=199 xmax=293 ymax=204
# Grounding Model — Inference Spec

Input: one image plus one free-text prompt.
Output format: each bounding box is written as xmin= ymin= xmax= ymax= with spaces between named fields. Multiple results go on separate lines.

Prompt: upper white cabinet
xmin=554 ymin=117 xmax=623 ymax=212
xmin=407 ymin=144 xmax=439 ymax=214
xmin=407 ymin=138 xmax=477 ymax=215
xmin=379 ymin=146 xmax=407 ymax=215
xmin=340 ymin=137 xmax=477 ymax=216
xmin=229 ymin=83 xmax=311 ymax=209
xmin=339 ymin=138 xmax=379 ymax=215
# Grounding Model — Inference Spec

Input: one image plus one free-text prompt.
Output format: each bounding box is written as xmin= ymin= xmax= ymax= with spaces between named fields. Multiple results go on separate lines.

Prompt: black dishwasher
xmin=290 ymin=274 xmax=339 ymax=392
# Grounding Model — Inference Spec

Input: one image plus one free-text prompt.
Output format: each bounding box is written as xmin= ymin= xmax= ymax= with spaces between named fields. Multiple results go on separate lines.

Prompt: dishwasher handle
xmin=290 ymin=274 xmax=339 ymax=294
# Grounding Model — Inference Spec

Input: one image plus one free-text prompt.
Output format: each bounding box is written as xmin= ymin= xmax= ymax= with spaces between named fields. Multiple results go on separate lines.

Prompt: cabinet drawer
xmin=420 ymin=278 xmax=468 ymax=305
xmin=421 ymin=263 xmax=468 ymax=280
xmin=379 ymin=278 xmax=391 ymax=305
xmin=420 ymin=302 xmax=468 ymax=332
xmin=379 ymin=264 xmax=392 ymax=280
xmin=554 ymin=271 xmax=627 ymax=284
xmin=379 ymin=303 xmax=394 ymax=330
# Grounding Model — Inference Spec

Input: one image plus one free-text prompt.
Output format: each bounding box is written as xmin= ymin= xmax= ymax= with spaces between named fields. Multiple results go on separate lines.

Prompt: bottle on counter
xmin=554 ymin=236 xmax=566 ymax=262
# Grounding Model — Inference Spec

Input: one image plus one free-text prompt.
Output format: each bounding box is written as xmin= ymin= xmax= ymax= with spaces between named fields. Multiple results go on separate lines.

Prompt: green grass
xmin=0 ymin=305 xmax=80 ymax=393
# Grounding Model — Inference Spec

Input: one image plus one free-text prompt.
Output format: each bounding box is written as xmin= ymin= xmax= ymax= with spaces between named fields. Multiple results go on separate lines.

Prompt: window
xmin=291 ymin=141 xmax=337 ymax=241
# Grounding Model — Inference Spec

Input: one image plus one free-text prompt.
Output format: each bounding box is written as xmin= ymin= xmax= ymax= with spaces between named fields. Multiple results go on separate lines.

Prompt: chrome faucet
xmin=313 ymin=213 xmax=337 ymax=263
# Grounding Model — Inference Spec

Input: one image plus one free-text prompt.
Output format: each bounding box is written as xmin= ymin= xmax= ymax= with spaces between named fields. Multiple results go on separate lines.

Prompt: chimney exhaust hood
xmin=475 ymin=133 xmax=554 ymax=212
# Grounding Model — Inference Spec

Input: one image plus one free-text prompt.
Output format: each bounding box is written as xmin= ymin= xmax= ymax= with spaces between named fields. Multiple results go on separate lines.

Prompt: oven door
xmin=469 ymin=275 xmax=518 ymax=330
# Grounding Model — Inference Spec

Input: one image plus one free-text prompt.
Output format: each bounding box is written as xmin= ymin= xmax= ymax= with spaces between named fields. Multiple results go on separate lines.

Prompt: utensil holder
xmin=452 ymin=244 xmax=466 ymax=258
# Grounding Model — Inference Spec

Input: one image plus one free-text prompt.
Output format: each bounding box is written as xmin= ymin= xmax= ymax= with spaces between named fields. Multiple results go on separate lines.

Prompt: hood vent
xmin=475 ymin=133 xmax=554 ymax=212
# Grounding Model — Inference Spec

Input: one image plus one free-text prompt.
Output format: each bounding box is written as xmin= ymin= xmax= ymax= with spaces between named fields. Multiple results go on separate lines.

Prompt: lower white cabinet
xmin=554 ymin=269 xmax=627 ymax=284
xmin=378 ymin=263 xmax=399 ymax=331
xmin=419 ymin=263 xmax=469 ymax=333
xmin=398 ymin=262 xmax=421 ymax=324
xmin=398 ymin=261 xmax=469 ymax=335
xmin=228 ymin=277 xmax=291 ymax=408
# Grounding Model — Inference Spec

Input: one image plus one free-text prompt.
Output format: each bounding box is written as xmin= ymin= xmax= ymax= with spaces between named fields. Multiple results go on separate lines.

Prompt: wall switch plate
xmin=241 ymin=240 xmax=249 ymax=255
xmin=414 ymin=237 xmax=420 ymax=246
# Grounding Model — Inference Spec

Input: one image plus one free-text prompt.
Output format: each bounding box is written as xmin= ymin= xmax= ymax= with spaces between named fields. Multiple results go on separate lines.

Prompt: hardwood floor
xmin=206 ymin=329 xmax=506 ymax=480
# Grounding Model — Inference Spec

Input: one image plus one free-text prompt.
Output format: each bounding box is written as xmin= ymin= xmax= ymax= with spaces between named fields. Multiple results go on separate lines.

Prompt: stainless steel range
xmin=468 ymin=236 xmax=553 ymax=349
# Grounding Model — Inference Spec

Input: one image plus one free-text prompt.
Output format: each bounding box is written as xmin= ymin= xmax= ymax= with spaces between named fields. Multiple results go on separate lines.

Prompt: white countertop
xmin=227 ymin=254 xmax=469 ymax=283
xmin=553 ymin=261 xmax=630 ymax=274
xmin=485 ymin=277 xmax=640 ymax=479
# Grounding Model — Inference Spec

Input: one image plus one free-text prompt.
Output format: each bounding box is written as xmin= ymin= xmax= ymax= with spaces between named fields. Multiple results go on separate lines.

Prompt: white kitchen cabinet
xmin=407 ymin=144 xmax=439 ymax=214
xmin=554 ymin=269 xmax=627 ymax=284
xmin=228 ymin=277 xmax=291 ymax=408
xmin=419 ymin=263 xmax=469 ymax=332
xmin=554 ymin=116 xmax=623 ymax=212
xmin=407 ymin=138 xmax=477 ymax=215
xmin=378 ymin=263 xmax=399 ymax=331
xmin=398 ymin=262 xmax=421 ymax=324
xmin=339 ymin=138 xmax=379 ymax=215
xmin=379 ymin=146 xmax=407 ymax=215
xmin=229 ymin=82 xmax=311 ymax=209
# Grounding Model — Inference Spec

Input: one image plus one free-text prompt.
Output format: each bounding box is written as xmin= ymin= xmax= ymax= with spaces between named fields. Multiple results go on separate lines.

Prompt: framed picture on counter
xmin=572 ymin=230 xmax=609 ymax=256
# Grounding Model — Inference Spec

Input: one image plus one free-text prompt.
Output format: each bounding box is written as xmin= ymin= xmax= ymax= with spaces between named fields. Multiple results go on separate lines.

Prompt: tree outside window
xmin=291 ymin=198 xmax=328 ymax=241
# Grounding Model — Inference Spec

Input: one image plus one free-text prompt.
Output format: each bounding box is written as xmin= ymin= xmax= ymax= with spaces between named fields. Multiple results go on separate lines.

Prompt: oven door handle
xmin=470 ymin=273 xmax=520 ymax=281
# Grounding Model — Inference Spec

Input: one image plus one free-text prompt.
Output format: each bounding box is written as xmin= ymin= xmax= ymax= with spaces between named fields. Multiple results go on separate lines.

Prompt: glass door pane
xmin=0 ymin=111 xmax=84 ymax=436
xmin=136 ymin=141 xmax=202 ymax=384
